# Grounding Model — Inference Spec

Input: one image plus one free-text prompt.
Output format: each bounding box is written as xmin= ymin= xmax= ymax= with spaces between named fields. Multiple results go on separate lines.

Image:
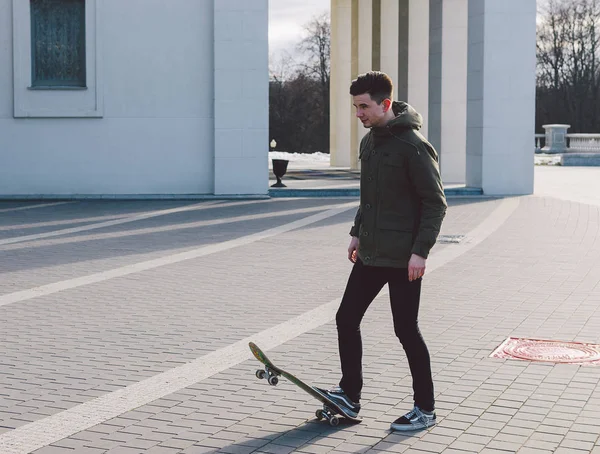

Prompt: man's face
xmin=352 ymin=93 xmax=390 ymax=128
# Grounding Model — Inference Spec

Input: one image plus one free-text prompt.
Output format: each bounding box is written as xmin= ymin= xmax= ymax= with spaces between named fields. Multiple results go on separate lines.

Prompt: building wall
xmin=0 ymin=0 xmax=268 ymax=196
xmin=213 ymin=0 xmax=269 ymax=195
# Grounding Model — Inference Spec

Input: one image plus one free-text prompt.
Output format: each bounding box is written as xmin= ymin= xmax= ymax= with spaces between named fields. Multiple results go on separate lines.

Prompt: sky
xmin=268 ymin=1 xmax=546 ymax=61
xmin=269 ymin=0 xmax=330 ymax=59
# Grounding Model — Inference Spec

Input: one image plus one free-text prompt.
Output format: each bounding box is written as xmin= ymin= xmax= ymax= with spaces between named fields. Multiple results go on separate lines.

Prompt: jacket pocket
xmin=378 ymin=213 xmax=414 ymax=232
xmin=377 ymin=228 xmax=413 ymax=262
xmin=379 ymin=152 xmax=407 ymax=194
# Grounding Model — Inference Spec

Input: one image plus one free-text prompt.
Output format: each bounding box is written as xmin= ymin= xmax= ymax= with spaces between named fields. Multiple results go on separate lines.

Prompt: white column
xmin=330 ymin=0 xmax=353 ymax=168
xmin=441 ymin=0 xmax=468 ymax=184
xmin=429 ymin=0 xmax=468 ymax=184
xmin=379 ymin=0 xmax=399 ymax=88
xmin=357 ymin=0 xmax=373 ymax=75
xmin=466 ymin=0 xmax=536 ymax=195
xmin=213 ymin=1 xmax=269 ymax=195
xmin=429 ymin=0 xmax=443 ymax=158
xmin=354 ymin=0 xmax=373 ymax=167
xmin=407 ymin=0 xmax=429 ymax=138
xmin=381 ymin=1 xmax=428 ymax=137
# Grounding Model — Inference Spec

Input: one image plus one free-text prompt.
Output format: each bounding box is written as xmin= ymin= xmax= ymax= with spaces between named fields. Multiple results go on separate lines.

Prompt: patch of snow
xmin=535 ymin=155 xmax=562 ymax=166
xmin=270 ymin=151 xmax=564 ymax=167
xmin=269 ymin=151 xmax=330 ymax=162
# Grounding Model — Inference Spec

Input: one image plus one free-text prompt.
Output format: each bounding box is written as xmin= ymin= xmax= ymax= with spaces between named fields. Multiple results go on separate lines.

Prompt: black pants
xmin=336 ymin=258 xmax=435 ymax=412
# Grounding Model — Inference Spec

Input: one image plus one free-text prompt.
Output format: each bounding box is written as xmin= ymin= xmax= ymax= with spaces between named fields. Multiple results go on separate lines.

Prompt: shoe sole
xmin=390 ymin=420 xmax=436 ymax=431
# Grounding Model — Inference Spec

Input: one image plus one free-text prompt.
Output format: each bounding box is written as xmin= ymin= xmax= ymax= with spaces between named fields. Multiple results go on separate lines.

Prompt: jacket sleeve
xmin=349 ymin=206 xmax=361 ymax=237
xmin=350 ymin=134 xmax=369 ymax=237
xmin=407 ymin=142 xmax=447 ymax=258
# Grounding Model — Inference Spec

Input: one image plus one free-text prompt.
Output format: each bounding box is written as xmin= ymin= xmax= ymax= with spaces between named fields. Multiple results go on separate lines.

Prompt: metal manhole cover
xmin=490 ymin=337 xmax=600 ymax=365
xmin=438 ymin=235 xmax=465 ymax=244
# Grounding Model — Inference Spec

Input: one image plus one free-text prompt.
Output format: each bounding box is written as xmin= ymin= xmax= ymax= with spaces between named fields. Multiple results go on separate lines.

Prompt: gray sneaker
xmin=390 ymin=406 xmax=436 ymax=431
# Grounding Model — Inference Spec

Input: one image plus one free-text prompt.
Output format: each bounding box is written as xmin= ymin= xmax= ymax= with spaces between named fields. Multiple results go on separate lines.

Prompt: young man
xmin=323 ymin=71 xmax=447 ymax=431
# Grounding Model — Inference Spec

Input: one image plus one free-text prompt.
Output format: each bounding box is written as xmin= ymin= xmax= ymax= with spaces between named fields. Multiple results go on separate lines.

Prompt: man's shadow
xmin=216 ymin=417 xmax=354 ymax=452
xmin=216 ymin=415 xmax=421 ymax=453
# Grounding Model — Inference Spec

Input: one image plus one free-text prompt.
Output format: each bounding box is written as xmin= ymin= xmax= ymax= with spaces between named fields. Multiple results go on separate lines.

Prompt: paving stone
xmin=1 ymin=189 xmax=600 ymax=453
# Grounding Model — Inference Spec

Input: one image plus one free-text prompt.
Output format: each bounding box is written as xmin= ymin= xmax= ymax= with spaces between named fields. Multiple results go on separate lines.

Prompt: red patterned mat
xmin=490 ymin=337 xmax=600 ymax=365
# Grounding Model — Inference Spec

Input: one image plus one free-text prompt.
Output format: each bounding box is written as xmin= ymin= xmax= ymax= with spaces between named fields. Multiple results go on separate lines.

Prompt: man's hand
xmin=348 ymin=237 xmax=359 ymax=263
xmin=408 ymin=254 xmax=426 ymax=281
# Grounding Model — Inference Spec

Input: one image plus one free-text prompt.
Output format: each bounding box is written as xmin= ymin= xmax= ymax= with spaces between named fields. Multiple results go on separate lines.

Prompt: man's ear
xmin=382 ymin=98 xmax=392 ymax=112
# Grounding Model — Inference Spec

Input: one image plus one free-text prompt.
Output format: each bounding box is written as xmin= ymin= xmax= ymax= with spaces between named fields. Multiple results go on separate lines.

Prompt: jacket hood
xmin=386 ymin=101 xmax=423 ymax=131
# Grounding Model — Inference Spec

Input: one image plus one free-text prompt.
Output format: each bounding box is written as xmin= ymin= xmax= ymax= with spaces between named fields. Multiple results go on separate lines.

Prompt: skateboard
xmin=248 ymin=342 xmax=362 ymax=426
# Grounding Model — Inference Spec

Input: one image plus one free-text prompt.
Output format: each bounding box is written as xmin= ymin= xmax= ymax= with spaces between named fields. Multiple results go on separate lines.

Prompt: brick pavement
xmin=0 ymin=170 xmax=599 ymax=453
xmin=0 ymin=198 xmax=496 ymax=435
xmin=0 ymin=199 xmax=353 ymax=294
xmin=535 ymin=167 xmax=600 ymax=207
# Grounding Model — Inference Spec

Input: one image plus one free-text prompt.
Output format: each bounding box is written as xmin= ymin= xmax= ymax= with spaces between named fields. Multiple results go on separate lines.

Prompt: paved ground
xmin=0 ymin=167 xmax=599 ymax=453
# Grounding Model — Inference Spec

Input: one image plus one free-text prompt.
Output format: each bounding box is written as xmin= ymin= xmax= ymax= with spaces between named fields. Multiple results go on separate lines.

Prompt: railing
xmin=535 ymin=125 xmax=600 ymax=153
xmin=566 ymin=134 xmax=600 ymax=152
xmin=535 ymin=134 xmax=545 ymax=152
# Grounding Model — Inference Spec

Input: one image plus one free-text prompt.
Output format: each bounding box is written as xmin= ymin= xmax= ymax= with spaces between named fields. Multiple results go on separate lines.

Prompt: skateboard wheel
xmin=268 ymin=375 xmax=279 ymax=386
xmin=256 ymin=369 xmax=266 ymax=380
xmin=315 ymin=409 xmax=324 ymax=420
xmin=329 ymin=416 xmax=339 ymax=427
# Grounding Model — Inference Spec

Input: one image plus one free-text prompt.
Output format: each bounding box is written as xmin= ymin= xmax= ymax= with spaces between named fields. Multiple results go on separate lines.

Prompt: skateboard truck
xmin=255 ymin=366 xmax=279 ymax=386
xmin=315 ymin=406 xmax=340 ymax=426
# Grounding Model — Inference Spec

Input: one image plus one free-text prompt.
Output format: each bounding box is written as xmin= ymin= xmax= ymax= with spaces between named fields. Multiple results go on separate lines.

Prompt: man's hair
xmin=349 ymin=71 xmax=393 ymax=104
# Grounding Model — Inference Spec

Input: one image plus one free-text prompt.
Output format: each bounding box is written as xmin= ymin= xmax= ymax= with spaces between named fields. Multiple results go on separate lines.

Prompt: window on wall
xmin=30 ymin=0 xmax=86 ymax=88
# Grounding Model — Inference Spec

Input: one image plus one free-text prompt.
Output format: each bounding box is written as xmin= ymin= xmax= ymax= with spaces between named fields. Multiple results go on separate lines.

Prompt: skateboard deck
xmin=249 ymin=342 xmax=362 ymax=426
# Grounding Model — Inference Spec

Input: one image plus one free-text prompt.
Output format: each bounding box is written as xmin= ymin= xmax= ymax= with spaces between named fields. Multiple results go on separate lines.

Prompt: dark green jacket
xmin=350 ymin=101 xmax=447 ymax=268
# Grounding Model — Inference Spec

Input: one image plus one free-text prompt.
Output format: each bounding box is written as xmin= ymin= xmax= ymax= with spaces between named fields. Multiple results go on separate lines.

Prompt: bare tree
xmin=296 ymin=13 xmax=331 ymax=151
xmin=297 ymin=13 xmax=331 ymax=94
xmin=537 ymin=0 xmax=600 ymax=131
xmin=269 ymin=50 xmax=297 ymax=83
xmin=537 ymin=0 xmax=568 ymax=90
xmin=268 ymin=12 xmax=331 ymax=153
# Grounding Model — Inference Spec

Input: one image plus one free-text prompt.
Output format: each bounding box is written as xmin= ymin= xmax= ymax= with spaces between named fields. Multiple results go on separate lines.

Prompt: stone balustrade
xmin=535 ymin=125 xmax=600 ymax=165
xmin=567 ymin=134 xmax=600 ymax=152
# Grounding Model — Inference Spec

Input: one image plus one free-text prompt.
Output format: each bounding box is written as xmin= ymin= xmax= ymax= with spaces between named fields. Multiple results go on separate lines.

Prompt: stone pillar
xmin=354 ymin=0 xmax=374 ymax=169
xmin=356 ymin=0 xmax=373 ymax=76
xmin=542 ymin=124 xmax=570 ymax=154
xmin=384 ymin=1 xmax=428 ymax=137
xmin=330 ymin=0 xmax=354 ymax=168
xmin=331 ymin=0 xmax=378 ymax=170
xmin=429 ymin=0 xmax=442 ymax=159
xmin=428 ymin=0 xmax=468 ymax=184
xmin=395 ymin=0 xmax=409 ymax=102
xmin=333 ymin=0 xmax=428 ymax=171
xmin=379 ymin=0 xmax=400 ymax=92
xmin=407 ymin=0 xmax=430 ymax=138
xmin=466 ymin=0 xmax=536 ymax=195
xmin=213 ymin=0 xmax=268 ymax=195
